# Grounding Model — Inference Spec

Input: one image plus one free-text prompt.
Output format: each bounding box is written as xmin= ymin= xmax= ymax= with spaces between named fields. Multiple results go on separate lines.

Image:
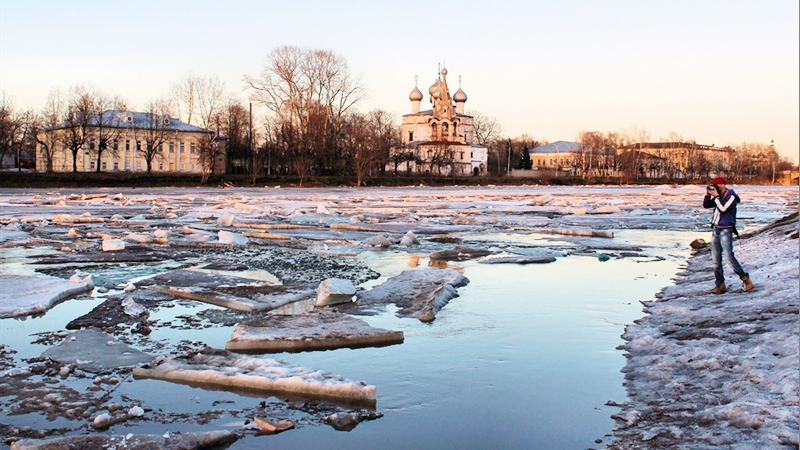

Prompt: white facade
xmin=388 ymin=68 xmax=488 ymax=176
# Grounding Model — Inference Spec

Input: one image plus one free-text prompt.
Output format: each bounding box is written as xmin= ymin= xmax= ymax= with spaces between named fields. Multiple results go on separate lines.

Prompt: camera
xmin=706 ymin=185 xmax=716 ymax=191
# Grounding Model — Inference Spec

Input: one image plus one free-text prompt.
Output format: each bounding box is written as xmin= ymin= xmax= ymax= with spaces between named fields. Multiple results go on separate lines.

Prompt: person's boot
xmin=711 ymin=283 xmax=727 ymax=295
xmin=741 ymin=275 xmax=754 ymax=292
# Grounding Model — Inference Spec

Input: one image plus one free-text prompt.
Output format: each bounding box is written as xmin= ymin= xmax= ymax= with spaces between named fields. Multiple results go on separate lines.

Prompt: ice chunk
xmin=226 ymin=310 xmax=404 ymax=352
xmin=217 ymin=211 xmax=236 ymax=226
xmin=362 ymin=235 xmax=391 ymax=247
xmin=591 ymin=205 xmax=622 ymax=214
xmin=399 ymin=231 xmax=419 ymax=246
xmin=133 ymin=349 xmax=377 ymax=404
xmin=122 ymin=297 xmax=147 ymax=317
xmin=102 ymin=238 xmax=125 ymax=252
xmin=351 ymin=268 xmax=469 ymax=322
xmin=41 ymin=329 xmax=153 ymax=373
xmin=218 ymin=230 xmax=248 ymax=245
xmin=315 ymin=278 xmax=356 ymax=306
xmin=0 ymin=273 xmax=94 ymax=318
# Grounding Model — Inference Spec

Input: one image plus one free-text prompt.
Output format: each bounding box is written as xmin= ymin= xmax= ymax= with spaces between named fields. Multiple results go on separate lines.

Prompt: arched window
xmin=431 ymin=122 xmax=438 ymax=138
xmin=442 ymin=122 xmax=449 ymax=137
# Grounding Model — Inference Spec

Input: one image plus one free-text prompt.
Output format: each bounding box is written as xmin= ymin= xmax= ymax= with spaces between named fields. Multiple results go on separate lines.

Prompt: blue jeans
xmin=711 ymin=228 xmax=747 ymax=286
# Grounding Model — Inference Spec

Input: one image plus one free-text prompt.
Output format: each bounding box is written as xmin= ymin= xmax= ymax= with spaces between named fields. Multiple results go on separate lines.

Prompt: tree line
xmin=1 ymin=44 xmax=795 ymax=184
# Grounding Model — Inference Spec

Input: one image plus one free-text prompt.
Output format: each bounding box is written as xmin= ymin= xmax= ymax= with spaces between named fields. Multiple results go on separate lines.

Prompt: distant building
xmin=36 ymin=111 xmax=225 ymax=174
xmin=617 ymin=142 xmax=734 ymax=178
xmin=509 ymin=141 xmax=580 ymax=179
xmin=387 ymin=67 xmax=488 ymax=176
xmin=528 ymin=141 xmax=580 ymax=171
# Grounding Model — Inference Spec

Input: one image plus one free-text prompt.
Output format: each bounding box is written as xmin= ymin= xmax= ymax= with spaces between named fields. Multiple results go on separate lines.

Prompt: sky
xmin=1 ymin=0 xmax=798 ymax=162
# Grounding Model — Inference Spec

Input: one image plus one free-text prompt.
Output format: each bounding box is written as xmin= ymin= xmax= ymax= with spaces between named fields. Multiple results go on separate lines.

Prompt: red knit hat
xmin=710 ymin=177 xmax=727 ymax=185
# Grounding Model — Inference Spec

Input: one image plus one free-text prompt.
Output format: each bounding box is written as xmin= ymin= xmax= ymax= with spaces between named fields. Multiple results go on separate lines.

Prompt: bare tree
xmin=27 ymin=89 xmax=66 ymax=172
xmin=135 ymin=99 xmax=172 ymax=173
xmin=89 ymin=92 xmax=127 ymax=172
xmin=171 ymin=75 xmax=198 ymax=126
xmin=469 ymin=110 xmax=503 ymax=147
xmin=365 ymin=109 xmax=398 ymax=177
xmin=62 ymin=86 xmax=96 ymax=172
xmin=0 ymin=95 xmax=27 ymax=169
xmin=245 ymin=45 xmax=364 ymax=178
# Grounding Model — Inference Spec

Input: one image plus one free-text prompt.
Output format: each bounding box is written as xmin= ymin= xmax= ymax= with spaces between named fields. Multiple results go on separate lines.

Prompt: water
xmin=11 ymin=184 xmax=790 ymax=448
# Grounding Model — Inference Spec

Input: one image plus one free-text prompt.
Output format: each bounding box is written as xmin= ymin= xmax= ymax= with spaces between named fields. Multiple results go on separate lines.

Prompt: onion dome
xmin=409 ymin=86 xmax=423 ymax=101
xmin=453 ymin=87 xmax=467 ymax=102
xmin=429 ymin=79 xmax=441 ymax=98
xmin=441 ymin=68 xmax=448 ymax=77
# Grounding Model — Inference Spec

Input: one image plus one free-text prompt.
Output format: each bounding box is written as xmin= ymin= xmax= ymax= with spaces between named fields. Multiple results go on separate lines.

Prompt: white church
xmin=386 ymin=67 xmax=488 ymax=176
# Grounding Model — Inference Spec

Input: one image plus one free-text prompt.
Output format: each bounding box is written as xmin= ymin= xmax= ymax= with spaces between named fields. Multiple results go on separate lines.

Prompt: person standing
xmin=703 ymin=177 xmax=754 ymax=294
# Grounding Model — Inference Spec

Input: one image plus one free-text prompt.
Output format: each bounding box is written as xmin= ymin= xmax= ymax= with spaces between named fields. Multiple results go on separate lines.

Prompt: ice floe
xmin=226 ymin=310 xmax=404 ymax=353
xmin=133 ymin=348 xmax=377 ymax=404
xmin=0 ymin=273 xmax=93 ymax=318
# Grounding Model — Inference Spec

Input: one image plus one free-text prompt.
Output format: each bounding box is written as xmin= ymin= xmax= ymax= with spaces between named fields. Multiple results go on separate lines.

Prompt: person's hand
xmin=706 ymin=186 xmax=717 ymax=197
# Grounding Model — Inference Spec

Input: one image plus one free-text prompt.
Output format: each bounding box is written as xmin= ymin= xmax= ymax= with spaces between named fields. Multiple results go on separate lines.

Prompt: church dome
xmin=453 ymin=87 xmax=467 ymax=102
xmin=409 ymin=86 xmax=423 ymax=101
xmin=429 ymin=79 xmax=441 ymax=98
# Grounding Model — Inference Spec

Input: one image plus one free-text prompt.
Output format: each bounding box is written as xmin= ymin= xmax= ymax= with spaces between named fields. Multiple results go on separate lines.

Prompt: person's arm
xmin=703 ymin=193 xmax=716 ymax=209
xmin=714 ymin=193 xmax=737 ymax=212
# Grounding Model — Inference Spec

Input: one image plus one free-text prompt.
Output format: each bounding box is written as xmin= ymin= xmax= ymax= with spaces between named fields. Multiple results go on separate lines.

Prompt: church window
xmin=409 ymin=132 xmax=413 ymax=141
xmin=442 ymin=122 xmax=449 ymax=136
xmin=431 ymin=123 xmax=437 ymax=137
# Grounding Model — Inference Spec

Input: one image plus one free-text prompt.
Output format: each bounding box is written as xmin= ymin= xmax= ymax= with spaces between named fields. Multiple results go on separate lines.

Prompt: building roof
xmin=529 ymin=141 xmax=581 ymax=154
xmin=50 ymin=110 xmax=212 ymax=133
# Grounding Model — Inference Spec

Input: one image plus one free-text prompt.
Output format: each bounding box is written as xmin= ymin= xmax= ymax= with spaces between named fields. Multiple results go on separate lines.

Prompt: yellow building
xmin=37 ymin=110 xmax=224 ymax=173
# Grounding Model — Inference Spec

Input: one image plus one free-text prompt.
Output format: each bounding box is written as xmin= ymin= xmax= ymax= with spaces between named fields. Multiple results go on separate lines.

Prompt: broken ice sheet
xmin=133 ymin=348 xmax=377 ymax=405
xmin=40 ymin=328 xmax=154 ymax=373
xmin=0 ymin=273 xmax=94 ymax=318
xmin=226 ymin=310 xmax=404 ymax=353
xmin=346 ymin=267 xmax=469 ymax=322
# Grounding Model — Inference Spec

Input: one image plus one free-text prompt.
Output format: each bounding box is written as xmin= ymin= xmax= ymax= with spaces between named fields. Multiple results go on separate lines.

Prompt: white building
xmin=387 ymin=67 xmax=488 ymax=176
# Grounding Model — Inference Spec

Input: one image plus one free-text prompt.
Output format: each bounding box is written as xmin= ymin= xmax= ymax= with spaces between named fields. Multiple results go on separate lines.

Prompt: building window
xmin=89 ymin=161 xmax=95 ymax=169
xmin=169 ymin=141 xmax=174 ymax=153
xmin=136 ymin=161 xmax=142 ymax=171
xmin=159 ymin=163 xmax=164 ymax=171
xmin=459 ymin=152 xmax=464 ymax=161
xmin=113 ymin=162 xmax=119 ymax=170
xmin=88 ymin=139 xmax=95 ymax=150
xmin=180 ymin=141 xmax=185 ymax=153
xmin=113 ymin=139 xmax=118 ymax=150
xmin=101 ymin=161 xmax=107 ymax=170
xmin=125 ymin=160 xmax=130 ymax=170
xmin=190 ymin=142 xmax=196 ymax=154
xmin=126 ymin=140 xmax=130 ymax=151
xmin=409 ymin=132 xmax=413 ymax=142
xmin=136 ymin=140 xmax=141 ymax=150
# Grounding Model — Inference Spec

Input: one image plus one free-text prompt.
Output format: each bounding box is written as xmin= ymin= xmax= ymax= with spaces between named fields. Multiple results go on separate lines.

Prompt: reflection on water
xmin=0 ymin=229 xmax=707 ymax=450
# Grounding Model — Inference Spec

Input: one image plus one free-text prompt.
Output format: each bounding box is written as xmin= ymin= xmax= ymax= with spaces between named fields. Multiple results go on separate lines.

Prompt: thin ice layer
xmin=133 ymin=349 xmax=377 ymax=404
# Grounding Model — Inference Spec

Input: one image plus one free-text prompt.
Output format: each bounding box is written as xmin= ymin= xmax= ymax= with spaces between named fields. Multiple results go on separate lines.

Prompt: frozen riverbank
xmin=609 ymin=213 xmax=799 ymax=449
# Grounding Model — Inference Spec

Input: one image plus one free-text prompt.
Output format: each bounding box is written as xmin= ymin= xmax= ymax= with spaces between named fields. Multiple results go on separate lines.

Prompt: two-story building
xmin=37 ymin=111 xmax=224 ymax=173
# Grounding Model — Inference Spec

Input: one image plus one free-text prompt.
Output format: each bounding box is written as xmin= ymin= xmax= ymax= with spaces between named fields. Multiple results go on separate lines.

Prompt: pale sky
xmin=1 ymin=0 xmax=798 ymax=162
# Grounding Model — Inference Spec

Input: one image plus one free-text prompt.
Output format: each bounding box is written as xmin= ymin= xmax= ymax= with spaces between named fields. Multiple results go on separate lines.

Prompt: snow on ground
xmin=608 ymin=213 xmax=799 ymax=449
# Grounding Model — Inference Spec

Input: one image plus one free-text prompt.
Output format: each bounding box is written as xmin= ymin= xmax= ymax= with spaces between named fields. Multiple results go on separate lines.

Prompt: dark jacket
xmin=703 ymin=188 xmax=740 ymax=229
